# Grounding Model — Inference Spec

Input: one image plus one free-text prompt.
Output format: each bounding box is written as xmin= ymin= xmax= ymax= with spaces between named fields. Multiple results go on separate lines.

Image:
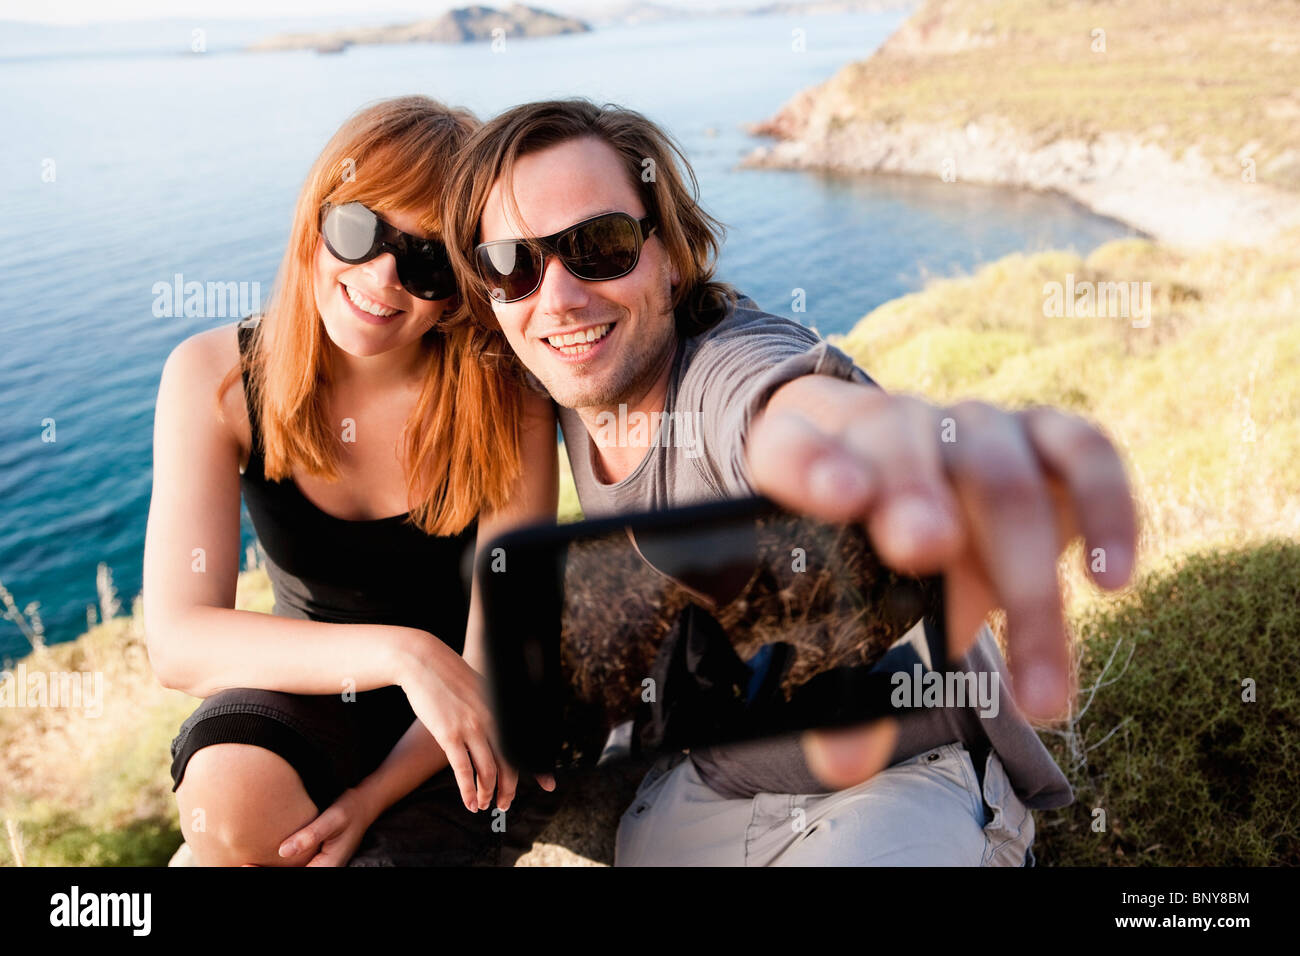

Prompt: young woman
xmin=142 ymin=96 xmax=559 ymax=867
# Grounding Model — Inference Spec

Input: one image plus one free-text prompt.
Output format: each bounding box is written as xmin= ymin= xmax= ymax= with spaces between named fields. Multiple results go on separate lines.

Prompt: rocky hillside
xmin=250 ymin=4 xmax=590 ymax=53
xmin=745 ymin=0 xmax=1300 ymax=247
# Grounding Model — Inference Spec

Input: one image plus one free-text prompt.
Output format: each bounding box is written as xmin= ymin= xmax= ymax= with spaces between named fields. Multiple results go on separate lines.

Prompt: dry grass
xmin=0 ymin=569 xmax=270 ymax=866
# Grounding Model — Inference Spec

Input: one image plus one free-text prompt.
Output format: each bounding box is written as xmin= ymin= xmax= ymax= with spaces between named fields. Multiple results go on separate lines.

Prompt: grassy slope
xmin=1040 ymin=540 xmax=1300 ymax=865
xmin=0 ymin=574 xmax=272 ymax=866
xmin=799 ymin=0 xmax=1300 ymax=188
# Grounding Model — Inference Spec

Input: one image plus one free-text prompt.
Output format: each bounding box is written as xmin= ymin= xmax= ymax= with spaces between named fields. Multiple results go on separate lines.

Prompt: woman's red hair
xmin=216 ymin=96 xmax=522 ymax=535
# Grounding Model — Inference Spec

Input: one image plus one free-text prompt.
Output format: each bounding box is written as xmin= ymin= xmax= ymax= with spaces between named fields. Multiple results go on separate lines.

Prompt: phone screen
xmin=480 ymin=496 xmax=946 ymax=772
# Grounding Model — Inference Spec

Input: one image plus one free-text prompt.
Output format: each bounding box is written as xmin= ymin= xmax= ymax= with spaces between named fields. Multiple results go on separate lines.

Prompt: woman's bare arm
xmin=142 ymin=325 xmax=435 ymax=699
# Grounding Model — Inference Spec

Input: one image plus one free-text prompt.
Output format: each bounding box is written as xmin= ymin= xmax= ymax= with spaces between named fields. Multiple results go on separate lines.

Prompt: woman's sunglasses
xmin=474 ymin=211 xmax=657 ymax=304
xmin=320 ymin=201 xmax=457 ymax=301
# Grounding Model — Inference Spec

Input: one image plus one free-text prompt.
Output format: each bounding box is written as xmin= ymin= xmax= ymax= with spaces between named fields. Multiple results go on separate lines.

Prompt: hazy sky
xmin=1 ymin=0 xmax=781 ymax=26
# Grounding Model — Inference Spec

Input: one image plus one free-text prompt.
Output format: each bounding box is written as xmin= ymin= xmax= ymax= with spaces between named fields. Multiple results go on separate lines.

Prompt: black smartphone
xmin=478 ymin=495 xmax=947 ymax=773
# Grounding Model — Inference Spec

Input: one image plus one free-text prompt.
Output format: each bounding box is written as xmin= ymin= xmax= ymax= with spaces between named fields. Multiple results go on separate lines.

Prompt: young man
xmin=442 ymin=99 xmax=1138 ymax=865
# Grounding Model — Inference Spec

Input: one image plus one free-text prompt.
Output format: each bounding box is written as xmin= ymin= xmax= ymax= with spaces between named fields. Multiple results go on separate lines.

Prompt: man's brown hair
xmin=442 ymin=98 xmax=737 ymax=340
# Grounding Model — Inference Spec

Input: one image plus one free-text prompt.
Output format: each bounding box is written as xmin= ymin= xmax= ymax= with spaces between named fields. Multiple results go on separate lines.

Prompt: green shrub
xmin=1034 ymin=541 xmax=1300 ymax=865
xmin=4 ymin=804 xmax=179 ymax=868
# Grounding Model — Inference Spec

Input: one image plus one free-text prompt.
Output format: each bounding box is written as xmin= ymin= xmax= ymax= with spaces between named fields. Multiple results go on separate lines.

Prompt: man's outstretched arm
xmin=747 ymin=374 xmax=1138 ymax=788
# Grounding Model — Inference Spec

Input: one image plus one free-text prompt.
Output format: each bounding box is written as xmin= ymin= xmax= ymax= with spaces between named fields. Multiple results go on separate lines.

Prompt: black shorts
xmin=169 ymin=685 xmax=561 ymax=866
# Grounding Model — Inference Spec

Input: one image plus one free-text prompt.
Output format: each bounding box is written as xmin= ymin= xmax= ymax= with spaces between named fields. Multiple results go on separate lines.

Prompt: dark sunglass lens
xmin=397 ymin=239 xmax=457 ymax=300
xmin=478 ymin=242 xmax=541 ymax=302
xmin=322 ymin=203 xmax=379 ymax=261
xmin=561 ymin=215 xmax=639 ymax=280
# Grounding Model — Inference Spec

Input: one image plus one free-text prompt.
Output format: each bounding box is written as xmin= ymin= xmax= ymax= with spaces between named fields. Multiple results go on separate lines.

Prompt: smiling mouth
xmin=343 ymin=282 xmax=402 ymax=318
xmin=544 ymin=322 xmax=615 ymax=357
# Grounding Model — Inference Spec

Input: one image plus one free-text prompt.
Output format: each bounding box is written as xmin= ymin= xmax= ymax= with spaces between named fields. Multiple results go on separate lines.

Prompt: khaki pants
xmin=615 ymin=742 xmax=1034 ymax=866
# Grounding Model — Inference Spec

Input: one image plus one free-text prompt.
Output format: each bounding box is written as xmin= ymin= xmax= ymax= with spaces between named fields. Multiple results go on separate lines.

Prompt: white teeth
xmin=345 ymin=284 xmax=398 ymax=317
xmin=547 ymin=323 xmax=611 ymax=351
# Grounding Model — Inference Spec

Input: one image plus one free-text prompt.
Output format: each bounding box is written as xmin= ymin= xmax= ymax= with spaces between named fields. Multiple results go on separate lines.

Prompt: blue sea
xmin=0 ymin=11 xmax=1134 ymax=658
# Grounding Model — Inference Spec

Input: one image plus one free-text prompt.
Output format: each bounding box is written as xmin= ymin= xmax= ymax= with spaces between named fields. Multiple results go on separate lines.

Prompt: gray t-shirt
xmin=555 ymin=295 xmax=1072 ymax=809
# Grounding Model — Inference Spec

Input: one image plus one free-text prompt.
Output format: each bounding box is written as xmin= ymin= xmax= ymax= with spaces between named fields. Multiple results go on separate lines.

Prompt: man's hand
xmin=748 ymin=377 xmax=1137 ymax=789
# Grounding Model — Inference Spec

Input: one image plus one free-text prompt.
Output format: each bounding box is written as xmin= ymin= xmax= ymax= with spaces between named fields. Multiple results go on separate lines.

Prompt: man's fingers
xmin=942 ymin=402 xmax=1071 ymax=720
xmin=801 ymin=718 xmax=899 ymax=790
xmin=846 ymin=397 xmax=964 ymax=574
xmin=534 ymin=773 xmax=557 ymax=791
xmin=1020 ymin=407 xmax=1137 ymax=590
xmin=749 ymin=410 xmax=876 ymax=522
xmin=751 ymin=399 xmax=966 ymax=573
xmin=945 ymin=557 xmax=997 ymax=663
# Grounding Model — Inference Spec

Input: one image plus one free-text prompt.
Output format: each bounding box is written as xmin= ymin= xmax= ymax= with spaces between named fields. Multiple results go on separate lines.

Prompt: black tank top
xmin=236 ymin=317 xmax=475 ymax=651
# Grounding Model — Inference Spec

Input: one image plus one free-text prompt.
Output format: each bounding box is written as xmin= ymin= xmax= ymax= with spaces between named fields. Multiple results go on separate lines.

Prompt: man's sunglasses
xmin=474 ymin=211 xmax=657 ymax=304
xmin=320 ymin=201 xmax=457 ymax=301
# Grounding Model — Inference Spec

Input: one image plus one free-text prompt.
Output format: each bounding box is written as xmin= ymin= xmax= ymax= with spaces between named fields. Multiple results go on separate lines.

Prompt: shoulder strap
xmin=236 ymin=316 xmax=263 ymax=463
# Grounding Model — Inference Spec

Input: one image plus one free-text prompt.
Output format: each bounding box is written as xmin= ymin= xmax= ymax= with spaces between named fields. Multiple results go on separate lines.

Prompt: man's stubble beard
xmin=540 ymin=289 xmax=679 ymax=414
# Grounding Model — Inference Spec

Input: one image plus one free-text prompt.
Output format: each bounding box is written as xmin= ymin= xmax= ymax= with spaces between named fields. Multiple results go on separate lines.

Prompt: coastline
xmin=743 ymin=114 xmax=1300 ymax=249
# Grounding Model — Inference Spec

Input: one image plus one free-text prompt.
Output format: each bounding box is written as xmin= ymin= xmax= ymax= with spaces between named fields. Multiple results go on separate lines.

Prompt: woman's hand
xmin=392 ymin=632 xmax=505 ymax=812
xmin=277 ymin=787 xmax=376 ymax=867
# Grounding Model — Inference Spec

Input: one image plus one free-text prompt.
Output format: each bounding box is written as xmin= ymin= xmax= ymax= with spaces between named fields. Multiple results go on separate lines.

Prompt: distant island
xmin=249 ymin=4 xmax=590 ymax=54
xmin=248 ymin=1 xmax=919 ymax=51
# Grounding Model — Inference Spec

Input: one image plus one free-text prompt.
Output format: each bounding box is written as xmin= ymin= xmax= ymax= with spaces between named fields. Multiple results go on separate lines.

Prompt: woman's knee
xmin=176 ymin=742 xmax=320 ymax=866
